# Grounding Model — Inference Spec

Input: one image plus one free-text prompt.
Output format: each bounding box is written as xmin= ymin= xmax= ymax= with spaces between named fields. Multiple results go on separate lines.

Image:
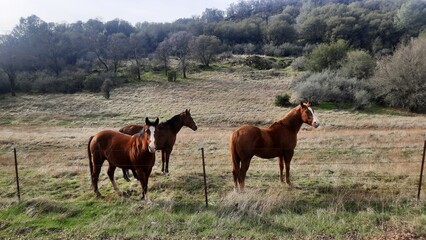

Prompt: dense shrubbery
xmin=371 ymin=36 xmax=426 ymax=113
xmin=291 ymin=70 xmax=372 ymax=109
xmin=274 ymin=94 xmax=292 ymax=107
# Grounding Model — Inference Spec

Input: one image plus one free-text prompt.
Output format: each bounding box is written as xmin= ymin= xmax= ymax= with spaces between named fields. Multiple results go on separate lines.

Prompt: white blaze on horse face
xmin=308 ymin=107 xmax=320 ymax=128
xmin=148 ymin=126 xmax=156 ymax=153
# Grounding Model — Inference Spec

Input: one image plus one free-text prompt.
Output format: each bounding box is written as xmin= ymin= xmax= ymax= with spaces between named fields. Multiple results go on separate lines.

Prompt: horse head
xmin=300 ymin=102 xmax=320 ymax=128
xmin=145 ymin=117 xmax=159 ymax=153
xmin=181 ymin=109 xmax=198 ymax=131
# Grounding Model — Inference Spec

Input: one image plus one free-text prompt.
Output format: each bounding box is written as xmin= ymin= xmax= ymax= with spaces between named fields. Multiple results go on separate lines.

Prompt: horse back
xmin=90 ymin=130 xmax=134 ymax=166
xmin=119 ymin=124 xmax=144 ymax=135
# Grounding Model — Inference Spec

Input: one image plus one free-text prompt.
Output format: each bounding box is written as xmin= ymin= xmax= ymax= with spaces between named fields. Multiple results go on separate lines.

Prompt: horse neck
xmin=272 ymin=107 xmax=303 ymax=134
xmin=164 ymin=115 xmax=184 ymax=134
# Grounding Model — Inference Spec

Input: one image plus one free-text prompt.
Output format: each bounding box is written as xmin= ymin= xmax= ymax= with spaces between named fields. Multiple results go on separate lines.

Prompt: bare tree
xmin=190 ymin=35 xmax=222 ymax=67
xmin=168 ymin=31 xmax=193 ymax=78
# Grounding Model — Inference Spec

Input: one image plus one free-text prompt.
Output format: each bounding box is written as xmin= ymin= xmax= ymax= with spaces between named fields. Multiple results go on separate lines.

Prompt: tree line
xmin=0 ymin=0 xmax=425 ymax=111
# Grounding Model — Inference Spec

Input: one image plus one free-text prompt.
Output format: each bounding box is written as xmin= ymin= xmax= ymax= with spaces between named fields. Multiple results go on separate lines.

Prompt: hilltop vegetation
xmin=0 ymin=0 xmax=425 ymax=112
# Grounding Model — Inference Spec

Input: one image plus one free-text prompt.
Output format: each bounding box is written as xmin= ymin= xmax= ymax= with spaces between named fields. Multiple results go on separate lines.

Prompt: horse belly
xmin=254 ymin=148 xmax=281 ymax=159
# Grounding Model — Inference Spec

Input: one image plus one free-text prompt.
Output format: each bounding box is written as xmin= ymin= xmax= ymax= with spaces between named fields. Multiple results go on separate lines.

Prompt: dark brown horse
xmin=87 ymin=117 xmax=159 ymax=199
xmin=230 ymin=102 xmax=320 ymax=192
xmin=119 ymin=109 xmax=197 ymax=176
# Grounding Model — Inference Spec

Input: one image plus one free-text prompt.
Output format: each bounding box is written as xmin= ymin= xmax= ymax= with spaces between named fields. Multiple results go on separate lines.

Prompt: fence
xmin=1 ymin=141 xmax=425 ymax=206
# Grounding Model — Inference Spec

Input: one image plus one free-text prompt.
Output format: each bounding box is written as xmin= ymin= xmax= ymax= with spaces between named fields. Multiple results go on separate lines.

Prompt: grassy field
xmin=0 ymin=64 xmax=426 ymax=239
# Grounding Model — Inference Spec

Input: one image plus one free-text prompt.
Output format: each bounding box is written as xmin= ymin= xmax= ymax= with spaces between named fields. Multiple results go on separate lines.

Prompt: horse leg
xmin=165 ymin=150 xmax=171 ymax=175
xmin=135 ymin=168 xmax=147 ymax=200
xmin=238 ymin=158 xmax=251 ymax=192
xmin=122 ymin=169 xmax=130 ymax=182
xmin=283 ymin=150 xmax=294 ymax=187
xmin=231 ymin=155 xmax=241 ymax=192
xmin=161 ymin=150 xmax=166 ymax=174
xmin=91 ymin=156 xmax=104 ymax=198
xmin=107 ymin=165 xmax=122 ymax=196
xmin=143 ymin=168 xmax=153 ymax=201
xmin=131 ymin=169 xmax=139 ymax=180
xmin=278 ymin=156 xmax=284 ymax=183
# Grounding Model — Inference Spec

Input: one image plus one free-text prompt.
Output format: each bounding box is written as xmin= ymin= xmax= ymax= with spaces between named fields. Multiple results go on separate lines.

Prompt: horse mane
xmin=269 ymin=105 xmax=302 ymax=128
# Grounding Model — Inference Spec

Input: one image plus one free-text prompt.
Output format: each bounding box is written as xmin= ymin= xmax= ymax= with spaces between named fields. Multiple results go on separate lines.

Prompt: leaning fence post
xmin=13 ymin=147 xmax=21 ymax=202
xmin=200 ymin=147 xmax=208 ymax=207
xmin=418 ymin=134 xmax=426 ymax=200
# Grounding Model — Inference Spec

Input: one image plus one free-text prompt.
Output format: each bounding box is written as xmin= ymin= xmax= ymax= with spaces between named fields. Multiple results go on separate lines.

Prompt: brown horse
xmin=120 ymin=109 xmax=197 ymax=176
xmin=87 ymin=117 xmax=159 ymax=199
xmin=230 ymin=102 xmax=320 ymax=192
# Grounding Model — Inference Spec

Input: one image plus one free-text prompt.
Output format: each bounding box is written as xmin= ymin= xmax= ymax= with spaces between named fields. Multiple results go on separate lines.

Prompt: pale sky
xmin=0 ymin=0 xmax=237 ymax=34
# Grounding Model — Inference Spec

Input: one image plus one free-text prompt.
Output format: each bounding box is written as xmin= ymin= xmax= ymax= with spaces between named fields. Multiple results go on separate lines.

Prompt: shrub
xmin=290 ymin=56 xmax=306 ymax=71
xmin=291 ymin=70 xmax=372 ymax=109
xmin=0 ymin=73 xmax=10 ymax=94
xmin=83 ymin=74 xmax=104 ymax=92
xmin=340 ymin=50 xmax=376 ymax=79
xmin=274 ymin=94 xmax=292 ymax=107
xmin=244 ymin=56 xmax=274 ymax=70
xmin=101 ymin=79 xmax=112 ymax=99
xmin=371 ymin=36 xmax=426 ymax=113
xmin=305 ymin=39 xmax=350 ymax=72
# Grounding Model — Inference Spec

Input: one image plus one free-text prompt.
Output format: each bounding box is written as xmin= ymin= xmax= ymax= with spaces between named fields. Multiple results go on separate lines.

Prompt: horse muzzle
xmin=148 ymin=143 xmax=156 ymax=153
xmin=312 ymin=121 xmax=320 ymax=128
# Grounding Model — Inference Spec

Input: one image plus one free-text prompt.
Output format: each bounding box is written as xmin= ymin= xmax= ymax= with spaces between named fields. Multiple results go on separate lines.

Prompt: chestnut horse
xmin=230 ymin=102 xmax=320 ymax=192
xmin=119 ymin=109 xmax=197 ymax=176
xmin=87 ymin=117 xmax=159 ymax=199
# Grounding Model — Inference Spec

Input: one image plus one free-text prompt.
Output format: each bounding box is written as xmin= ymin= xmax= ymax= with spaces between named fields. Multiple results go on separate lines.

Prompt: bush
xmin=244 ymin=56 xmax=274 ymax=70
xmin=274 ymin=94 xmax=292 ymax=107
xmin=83 ymin=74 xmax=104 ymax=92
xmin=340 ymin=50 xmax=376 ymax=79
xmin=101 ymin=79 xmax=112 ymax=99
xmin=305 ymin=39 xmax=350 ymax=72
xmin=371 ymin=36 xmax=426 ymax=113
xmin=0 ymin=73 xmax=10 ymax=94
xmin=291 ymin=70 xmax=372 ymax=109
xmin=290 ymin=57 xmax=307 ymax=71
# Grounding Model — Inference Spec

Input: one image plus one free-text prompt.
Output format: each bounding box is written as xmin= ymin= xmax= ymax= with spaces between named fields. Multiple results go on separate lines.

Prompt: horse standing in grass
xmin=88 ymin=117 xmax=159 ymax=199
xmin=230 ymin=102 xmax=320 ymax=192
xmin=120 ymin=109 xmax=197 ymax=176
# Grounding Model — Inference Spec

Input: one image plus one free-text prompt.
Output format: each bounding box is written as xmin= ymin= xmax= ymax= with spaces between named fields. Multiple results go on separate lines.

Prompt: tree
xmin=83 ymin=19 xmax=108 ymax=71
xmin=106 ymin=33 xmax=130 ymax=72
xmin=371 ymin=36 xmax=426 ymax=113
xmin=395 ymin=0 xmax=426 ymax=37
xmin=266 ymin=19 xmax=297 ymax=45
xmin=201 ymin=8 xmax=225 ymax=23
xmin=340 ymin=50 xmax=376 ymax=79
xmin=154 ymin=39 xmax=172 ymax=77
xmin=168 ymin=31 xmax=193 ymax=78
xmin=306 ymin=39 xmax=350 ymax=72
xmin=190 ymin=35 xmax=222 ymax=67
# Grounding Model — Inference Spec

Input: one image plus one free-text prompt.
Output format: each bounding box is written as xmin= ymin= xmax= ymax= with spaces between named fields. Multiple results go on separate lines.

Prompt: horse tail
xmin=87 ymin=136 xmax=94 ymax=184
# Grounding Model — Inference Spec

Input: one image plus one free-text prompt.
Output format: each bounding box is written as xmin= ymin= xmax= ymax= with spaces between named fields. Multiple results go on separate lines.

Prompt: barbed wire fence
xmin=1 ymin=142 xmax=425 ymax=206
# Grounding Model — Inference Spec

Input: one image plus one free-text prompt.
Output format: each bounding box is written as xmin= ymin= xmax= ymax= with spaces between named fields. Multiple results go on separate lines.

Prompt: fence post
xmin=418 ymin=133 xmax=426 ymax=200
xmin=14 ymin=147 xmax=21 ymax=202
xmin=200 ymin=147 xmax=208 ymax=207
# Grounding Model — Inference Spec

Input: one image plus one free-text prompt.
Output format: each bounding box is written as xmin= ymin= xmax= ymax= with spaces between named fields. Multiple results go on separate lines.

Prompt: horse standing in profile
xmin=87 ymin=117 xmax=159 ymax=199
xmin=230 ymin=102 xmax=320 ymax=192
xmin=119 ymin=109 xmax=197 ymax=176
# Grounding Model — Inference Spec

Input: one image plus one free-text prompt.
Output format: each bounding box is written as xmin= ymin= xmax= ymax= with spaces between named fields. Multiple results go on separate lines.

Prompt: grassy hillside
xmin=0 ymin=65 xmax=425 ymax=239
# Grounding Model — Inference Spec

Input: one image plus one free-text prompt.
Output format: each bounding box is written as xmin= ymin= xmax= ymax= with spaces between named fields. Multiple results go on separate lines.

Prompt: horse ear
xmin=155 ymin=117 xmax=159 ymax=125
xmin=306 ymin=101 xmax=311 ymax=107
xmin=300 ymin=101 xmax=304 ymax=108
xmin=185 ymin=109 xmax=189 ymax=114
xmin=145 ymin=117 xmax=150 ymax=125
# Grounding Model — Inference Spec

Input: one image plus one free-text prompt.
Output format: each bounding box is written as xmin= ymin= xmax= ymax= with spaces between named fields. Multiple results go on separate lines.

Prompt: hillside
xmin=0 ymin=66 xmax=425 ymax=239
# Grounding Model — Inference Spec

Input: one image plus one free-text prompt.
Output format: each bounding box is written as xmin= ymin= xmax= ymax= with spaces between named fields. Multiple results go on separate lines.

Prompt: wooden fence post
xmin=418 ymin=133 xmax=426 ymax=200
xmin=200 ymin=147 xmax=208 ymax=207
xmin=14 ymin=147 xmax=21 ymax=202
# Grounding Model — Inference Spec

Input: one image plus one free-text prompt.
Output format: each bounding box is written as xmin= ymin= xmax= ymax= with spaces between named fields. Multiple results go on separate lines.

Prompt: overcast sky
xmin=0 ymin=0 xmax=237 ymax=34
